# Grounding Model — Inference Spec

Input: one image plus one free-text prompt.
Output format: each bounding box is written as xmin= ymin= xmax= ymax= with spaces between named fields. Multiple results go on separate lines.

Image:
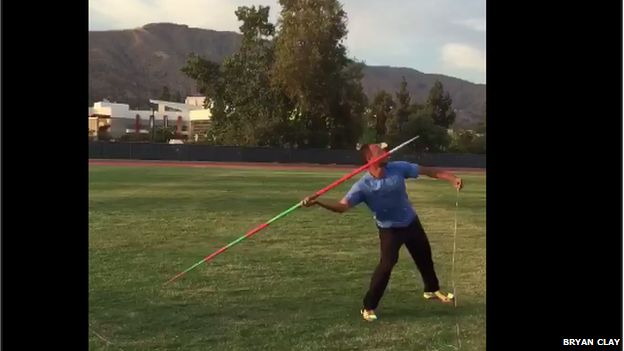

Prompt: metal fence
xmin=89 ymin=142 xmax=486 ymax=168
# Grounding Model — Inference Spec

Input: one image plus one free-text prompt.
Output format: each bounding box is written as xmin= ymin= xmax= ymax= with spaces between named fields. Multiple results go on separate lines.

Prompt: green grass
xmin=89 ymin=165 xmax=486 ymax=351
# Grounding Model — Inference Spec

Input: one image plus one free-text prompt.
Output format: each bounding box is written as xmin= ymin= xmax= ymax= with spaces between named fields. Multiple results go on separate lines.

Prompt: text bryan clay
xmin=563 ymin=339 xmax=620 ymax=346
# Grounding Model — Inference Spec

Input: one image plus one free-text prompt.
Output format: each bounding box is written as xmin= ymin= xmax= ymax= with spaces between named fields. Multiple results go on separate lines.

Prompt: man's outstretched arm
xmin=301 ymin=196 xmax=351 ymax=213
xmin=419 ymin=166 xmax=463 ymax=190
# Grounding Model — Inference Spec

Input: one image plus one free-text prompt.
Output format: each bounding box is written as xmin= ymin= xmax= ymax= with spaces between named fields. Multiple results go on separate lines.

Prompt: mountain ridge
xmin=89 ymin=22 xmax=485 ymax=127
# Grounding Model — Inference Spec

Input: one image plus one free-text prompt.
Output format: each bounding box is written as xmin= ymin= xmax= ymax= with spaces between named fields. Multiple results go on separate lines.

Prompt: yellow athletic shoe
xmin=360 ymin=309 xmax=378 ymax=322
xmin=423 ymin=290 xmax=455 ymax=303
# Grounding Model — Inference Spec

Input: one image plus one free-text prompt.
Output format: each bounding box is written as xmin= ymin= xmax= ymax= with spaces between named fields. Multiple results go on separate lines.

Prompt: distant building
xmin=88 ymin=97 xmax=212 ymax=141
xmin=189 ymin=109 xmax=212 ymax=139
xmin=185 ymin=95 xmax=206 ymax=107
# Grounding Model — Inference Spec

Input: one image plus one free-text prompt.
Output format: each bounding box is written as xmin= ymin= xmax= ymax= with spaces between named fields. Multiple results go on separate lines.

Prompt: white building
xmin=185 ymin=96 xmax=206 ymax=107
xmin=88 ymin=97 xmax=212 ymax=140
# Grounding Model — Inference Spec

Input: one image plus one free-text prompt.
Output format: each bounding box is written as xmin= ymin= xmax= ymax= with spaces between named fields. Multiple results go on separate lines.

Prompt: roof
xmin=149 ymin=99 xmax=204 ymax=111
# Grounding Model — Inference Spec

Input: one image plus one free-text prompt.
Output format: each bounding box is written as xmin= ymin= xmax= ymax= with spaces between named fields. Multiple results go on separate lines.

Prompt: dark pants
xmin=363 ymin=216 xmax=440 ymax=310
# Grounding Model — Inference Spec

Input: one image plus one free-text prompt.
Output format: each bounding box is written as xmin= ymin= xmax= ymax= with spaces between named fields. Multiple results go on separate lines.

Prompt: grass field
xmin=89 ymin=165 xmax=486 ymax=350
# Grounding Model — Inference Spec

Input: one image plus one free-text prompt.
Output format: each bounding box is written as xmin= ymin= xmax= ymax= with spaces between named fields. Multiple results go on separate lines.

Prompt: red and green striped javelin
xmin=163 ymin=135 xmax=420 ymax=285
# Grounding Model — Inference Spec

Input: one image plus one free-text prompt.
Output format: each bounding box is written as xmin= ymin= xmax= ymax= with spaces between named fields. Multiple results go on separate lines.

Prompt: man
xmin=302 ymin=143 xmax=463 ymax=322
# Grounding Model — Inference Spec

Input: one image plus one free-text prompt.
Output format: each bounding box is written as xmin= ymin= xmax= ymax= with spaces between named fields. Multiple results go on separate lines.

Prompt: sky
xmin=89 ymin=0 xmax=485 ymax=84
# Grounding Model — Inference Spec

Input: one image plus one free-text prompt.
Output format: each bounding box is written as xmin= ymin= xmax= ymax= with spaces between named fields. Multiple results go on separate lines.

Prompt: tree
xmin=369 ymin=90 xmax=395 ymax=140
xmin=395 ymin=77 xmax=411 ymax=124
xmin=401 ymin=107 xmax=450 ymax=152
xmin=449 ymin=130 xmax=486 ymax=154
xmin=272 ymin=0 xmax=365 ymax=148
xmin=475 ymin=120 xmax=486 ymax=134
xmin=218 ymin=5 xmax=294 ymax=146
xmin=328 ymin=60 xmax=368 ymax=148
xmin=181 ymin=53 xmax=227 ymax=138
xmin=181 ymin=54 xmax=222 ymax=104
xmin=358 ymin=115 xmax=377 ymax=145
xmin=181 ymin=1 xmax=366 ymax=149
xmin=385 ymin=113 xmax=402 ymax=146
xmin=469 ymin=133 xmax=486 ymax=154
xmin=409 ymin=101 xmax=424 ymax=115
xmin=383 ymin=77 xmax=413 ymax=146
xmin=182 ymin=6 xmax=294 ymax=147
xmin=97 ymin=125 xmax=111 ymax=141
xmin=427 ymin=80 xmax=456 ymax=128
xmin=174 ymin=90 xmax=183 ymax=103
xmin=159 ymin=86 xmax=171 ymax=101
xmin=154 ymin=126 xmax=177 ymax=143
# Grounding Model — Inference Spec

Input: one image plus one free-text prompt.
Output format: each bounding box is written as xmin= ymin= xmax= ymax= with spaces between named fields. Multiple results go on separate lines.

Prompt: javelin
xmin=163 ymin=135 xmax=420 ymax=285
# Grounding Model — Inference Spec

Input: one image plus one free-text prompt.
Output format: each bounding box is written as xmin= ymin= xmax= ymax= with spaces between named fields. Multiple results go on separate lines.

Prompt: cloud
xmin=441 ymin=43 xmax=485 ymax=72
xmin=453 ymin=18 xmax=486 ymax=32
xmin=342 ymin=0 xmax=485 ymax=82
